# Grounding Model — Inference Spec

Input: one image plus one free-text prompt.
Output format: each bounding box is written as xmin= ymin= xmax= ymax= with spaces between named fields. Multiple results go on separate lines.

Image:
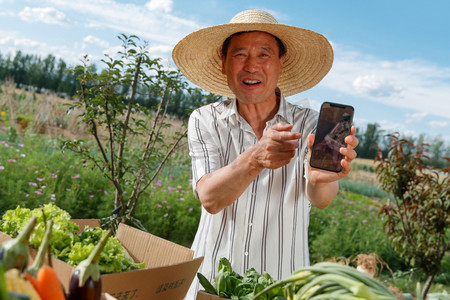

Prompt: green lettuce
xmin=0 ymin=203 xmax=145 ymax=274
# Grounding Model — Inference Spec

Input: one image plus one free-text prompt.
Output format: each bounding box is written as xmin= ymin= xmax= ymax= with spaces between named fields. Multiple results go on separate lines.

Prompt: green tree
xmin=167 ymin=88 xmax=221 ymax=120
xmin=376 ymin=133 xmax=449 ymax=298
xmin=356 ymin=123 xmax=383 ymax=159
xmin=429 ymin=136 xmax=450 ymax=169
xmin=0 ymin=50 xmax=79 ymax=97
xmin=62 ymin=34 xmax=192 ymax=230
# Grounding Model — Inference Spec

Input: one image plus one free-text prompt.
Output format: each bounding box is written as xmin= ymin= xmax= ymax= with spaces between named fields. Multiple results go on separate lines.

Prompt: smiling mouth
xmin=243 ymin=79 xmax=261 ymax=85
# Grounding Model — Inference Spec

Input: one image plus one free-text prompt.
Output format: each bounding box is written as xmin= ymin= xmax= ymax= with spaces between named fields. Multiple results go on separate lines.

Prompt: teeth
xmin=244 ymin=80 xmax=261 ymax=84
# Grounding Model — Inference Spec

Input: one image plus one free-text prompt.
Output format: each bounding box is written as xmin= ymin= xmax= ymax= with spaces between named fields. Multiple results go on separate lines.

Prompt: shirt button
xmin=244 ymin=252 xmax=249 ymax=256
xmin=249 ymin=223 xmax=252 ymax=227
xmin=251 ymin=192 xmax=256 ymax=197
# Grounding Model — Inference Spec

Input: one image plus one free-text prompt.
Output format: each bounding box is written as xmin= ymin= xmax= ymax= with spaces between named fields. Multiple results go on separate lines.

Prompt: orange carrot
xmin=23 ymin=272 xmax=39 ymax=293
xmin=36 ymin=266 xmax=66 ymax=300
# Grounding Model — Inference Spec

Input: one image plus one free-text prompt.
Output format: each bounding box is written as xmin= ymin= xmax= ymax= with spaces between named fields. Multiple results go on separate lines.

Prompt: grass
xmin=0 ymin=131 xmax=113 ymax=217
xmin=0 ymin=130 xmax=201 ymax=247
xmin=309 ymin=190 xmax=405 ymax=271
xmin=340 ymin=179 xmax=388 ymax=198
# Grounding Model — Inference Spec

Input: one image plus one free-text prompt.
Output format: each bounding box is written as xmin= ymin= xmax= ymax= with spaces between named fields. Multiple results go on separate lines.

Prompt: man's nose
xmin=243 ymin=55 xmax=259 ymax=73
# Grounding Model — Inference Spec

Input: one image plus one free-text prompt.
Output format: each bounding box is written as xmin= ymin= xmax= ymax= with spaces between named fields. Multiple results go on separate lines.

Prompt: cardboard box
xmin=102 ymin=293 xmax=118 ymax=300
xmin=196 ymin=291 xmax=227 ymax=300
xmin=1 ymin=219 xmax=203 ymax=300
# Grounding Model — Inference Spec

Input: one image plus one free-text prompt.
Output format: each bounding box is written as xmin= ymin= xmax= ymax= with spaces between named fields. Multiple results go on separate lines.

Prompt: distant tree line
xmin=0 ymin=50 xmax=218 ymax=120
xmin=356 ymin=122 xmax=450 ymax=169
xmin=0 ymin=50 xmax=79 ymax=98
xmin=0 ymin=50 xmax=448 ymax=167
xmin=128 ymin=84 xmax=220 ymax=120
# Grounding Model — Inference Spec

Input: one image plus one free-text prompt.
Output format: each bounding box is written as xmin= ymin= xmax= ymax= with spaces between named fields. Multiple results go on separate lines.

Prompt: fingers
xmin=271 ymin=121 xmax=293 ymax=131
xmin=263 ymin=137 xmax=299 ymax=153
xmin=341 ymin=125 xmax=359 ymax=160
xmin=339 ymin=126 xmax=359 ymax=174
xmin=268 ymin=129 xmax=301 ymax=142
xmin=254 ymin=122 xmax=302 ymax=169
xmin=344 ymin=126 xmax=359 ymax=150
xmin=340 ymin=148 xmax=357 ymax=175
xmin=306 ymin=133 xmax=315 ymax=149
xmin=340 ymin=158 xmax=353 ymax=175
xmin=267 ymin=122 xmax=302 ymax=142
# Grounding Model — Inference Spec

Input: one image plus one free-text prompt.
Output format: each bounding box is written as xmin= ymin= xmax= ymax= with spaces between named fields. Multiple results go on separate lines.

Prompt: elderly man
xmin=172 ymin=9 xmax=358 ymax=299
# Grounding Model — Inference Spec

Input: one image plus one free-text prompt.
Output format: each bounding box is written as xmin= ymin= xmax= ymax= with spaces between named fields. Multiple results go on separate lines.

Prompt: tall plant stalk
xmin=62 ymin=34 xmax=189 ymax=230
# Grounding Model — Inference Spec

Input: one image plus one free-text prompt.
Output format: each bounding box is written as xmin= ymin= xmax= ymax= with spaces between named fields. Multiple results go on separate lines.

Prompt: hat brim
xmin=172 ymin=22 xmax=333 ymax=98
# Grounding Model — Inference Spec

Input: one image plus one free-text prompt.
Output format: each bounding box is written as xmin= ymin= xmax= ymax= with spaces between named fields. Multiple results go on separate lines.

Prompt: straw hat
xmin=172 ymin=9 xmax=333 ymax=98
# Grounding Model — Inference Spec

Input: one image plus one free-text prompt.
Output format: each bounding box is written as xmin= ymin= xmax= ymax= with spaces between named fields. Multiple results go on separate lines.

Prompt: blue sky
xmin=1 ymin=0 xmax=449 ymax=143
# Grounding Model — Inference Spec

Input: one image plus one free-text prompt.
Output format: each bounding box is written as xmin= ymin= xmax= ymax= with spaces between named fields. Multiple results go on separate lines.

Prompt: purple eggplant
xmin=67 ymin=230 xmax=112 ymax=300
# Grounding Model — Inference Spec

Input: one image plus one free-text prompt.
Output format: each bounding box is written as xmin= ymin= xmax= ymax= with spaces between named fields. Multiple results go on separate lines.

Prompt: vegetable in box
xmin=0 ymin=203 xmax=144 ymax=274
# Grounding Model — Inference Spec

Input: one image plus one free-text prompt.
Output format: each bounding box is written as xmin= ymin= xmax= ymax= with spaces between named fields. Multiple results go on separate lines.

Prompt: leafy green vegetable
xmin=68 ymin=226 xmax=145 ymax=273
xmin=0 ymin=207 xmax=32 ymax=237
xmin=197 ymin=257 xmax=285 ymax=300
xmin=0 ymin=204 xmax=145 ymax=274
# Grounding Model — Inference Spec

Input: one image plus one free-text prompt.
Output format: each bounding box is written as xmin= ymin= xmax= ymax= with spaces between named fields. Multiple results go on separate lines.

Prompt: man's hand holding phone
xmin=307 ymin=101 xmax=359 ymax=182
xmin=307 ymin=125 xmax=358 ymax=177
xmin=305 ymin=124 xmax=358 ymax=209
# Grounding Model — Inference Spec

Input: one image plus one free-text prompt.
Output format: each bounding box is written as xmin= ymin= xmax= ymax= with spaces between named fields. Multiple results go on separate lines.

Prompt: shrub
xmin=308 ymin=190 xmax=406 ymax=273
xmin=376 ymin=133 xmax=449 ymax=298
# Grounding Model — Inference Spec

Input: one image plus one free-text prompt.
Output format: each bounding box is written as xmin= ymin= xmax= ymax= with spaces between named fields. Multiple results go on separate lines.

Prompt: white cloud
xmin=47 ymin=0 xmax=201 ymax=46
xmin=377 ymin=119 xmax=406 ymax=133
xmin=322 ymin=44 xmax=450 ymax=120
xmin=353 ymin=74 xmax=401 ymax=97
xmin=0 ymin=11 xmax=14 ymax=17
xmin=0 ymin=37 xmax=12 ymax=45
xmin=148 ymin=44 xmax=173 ymax=59
xmin=406 ymin=111 xmax=428 ymax=123
xmin=18 ymin=7 xmax=67 ymax=25
xmin=103 ymin=45 xmax=123 ymax=59
xmin=145 ymin=0 xmax=173 ymax=13
xmin=428 ymin=120 xmax=448 ymax=128
xmin=13 ymin=38 xmax=41 ymax=48
xmin=0 ymin=31 xmax=85 ymax=65
xmin=83 ymin=35 xmax=110 ymax=49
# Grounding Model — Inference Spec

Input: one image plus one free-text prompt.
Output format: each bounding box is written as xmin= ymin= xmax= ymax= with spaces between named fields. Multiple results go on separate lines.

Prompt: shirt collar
xmin=217 ymin=98 xmax=238 ymax=120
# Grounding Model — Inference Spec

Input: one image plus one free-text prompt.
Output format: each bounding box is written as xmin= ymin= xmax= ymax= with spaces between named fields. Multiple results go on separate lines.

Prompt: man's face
xmin=221 ymin=31 xmax=285 ymax=105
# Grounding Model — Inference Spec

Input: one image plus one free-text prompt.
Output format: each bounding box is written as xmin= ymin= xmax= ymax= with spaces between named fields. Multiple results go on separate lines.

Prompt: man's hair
xmin=221 ymin=31 xmax=286 ymax=59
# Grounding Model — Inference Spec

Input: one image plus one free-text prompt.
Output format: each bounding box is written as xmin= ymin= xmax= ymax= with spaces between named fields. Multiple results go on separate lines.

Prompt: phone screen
xmin=310 ymin=102 xmax=354 ymax=172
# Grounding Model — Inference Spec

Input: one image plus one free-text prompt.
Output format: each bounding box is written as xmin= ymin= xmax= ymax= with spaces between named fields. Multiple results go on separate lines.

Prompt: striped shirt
xmin=185 ymin=92 xmax=318 ymax=299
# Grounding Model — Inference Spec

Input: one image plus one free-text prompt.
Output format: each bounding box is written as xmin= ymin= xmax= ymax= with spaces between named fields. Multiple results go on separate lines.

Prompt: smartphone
xmin=310 ymin=101 xmax=354 ymax=172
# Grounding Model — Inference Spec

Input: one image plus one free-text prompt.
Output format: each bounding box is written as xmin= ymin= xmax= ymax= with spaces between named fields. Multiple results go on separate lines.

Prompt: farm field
xmin=0 ymin=87 xmax=449 ymax=299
